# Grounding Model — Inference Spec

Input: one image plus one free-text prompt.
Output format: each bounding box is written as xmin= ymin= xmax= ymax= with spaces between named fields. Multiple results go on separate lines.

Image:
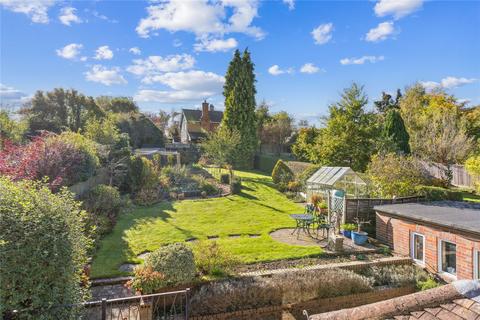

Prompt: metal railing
xmin=8 ymin=288 xmax=190 ymax=320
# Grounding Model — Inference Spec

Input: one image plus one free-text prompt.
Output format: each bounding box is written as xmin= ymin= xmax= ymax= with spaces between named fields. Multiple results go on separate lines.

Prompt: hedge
xmin=254 ymin=153 xmax=294 ymax=175
xmin=415 ymin=185 xmax=464 ymax=201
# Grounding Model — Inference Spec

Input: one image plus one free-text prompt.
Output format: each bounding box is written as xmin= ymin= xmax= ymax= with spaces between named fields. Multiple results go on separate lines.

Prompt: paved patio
xmin=269 ymin=228 xmax=378 ymax=253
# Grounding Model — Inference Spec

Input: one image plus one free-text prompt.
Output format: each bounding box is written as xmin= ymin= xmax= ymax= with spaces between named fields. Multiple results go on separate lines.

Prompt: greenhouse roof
xmin=306 ymin=166 xmax=366 ymax=186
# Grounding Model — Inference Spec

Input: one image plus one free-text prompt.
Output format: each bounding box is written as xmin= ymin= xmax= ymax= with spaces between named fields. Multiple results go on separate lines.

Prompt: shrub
xmin=0 ymin=178 xmax=89 ymax=319
xmin=190 ymin=277 xmax=282 ymax=316
xmin=298 ymin=164 xmax=322 ymax=186
xmin=161 ymin=165 xmax=190 ymax=187
xmin=254 ymin=154 xmax=287 ymax=174
xmin=271 ymin=160 xmax=294 ymax=186
xmin=128 ymin=156 xmax=159 ymax=193
xmin=220 ymin=173 xmax=230 ymax=184
xmin=341 ymin=223 xmax=357 ymax=231
xmin=231 ymin=178 xmax=242 ymax=194
xmin=127 ymin=266 xmax=166 ymax=295
xmin=415 ymin=185 xmax=464 ymax=201
xmin=287 ymin=180 xmax=301 ymax=192
xmin=144 ymin=243 xmax=196 ymax=287
xmin=193 ymin=241 xmax=239 ymax=277
xmin=465 ymin=155 xmax=480 ymax=193
xmin=367 ymin=153 xmax=428 ymax=198
xmin=134 ymin=188 xmax=160 ymax=206
xmin=417 ymin=277 xmax=440 ymax=291
xmin=193 ymin=175 xmax=218 ymax=195
xmin=82 ymin=185 xmax=123 ymax=239
xmin=360 ymin=264 xmax=429 ymax=288
xmin=113 ymin=112 xmax=164 ymax=148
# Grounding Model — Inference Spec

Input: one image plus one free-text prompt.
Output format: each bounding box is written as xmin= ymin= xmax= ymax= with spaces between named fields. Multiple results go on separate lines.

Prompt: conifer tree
xmin=222 ymin=49 xmax=258 ymax=168
xmin=383 ymin=109 xmax=411 ymax=155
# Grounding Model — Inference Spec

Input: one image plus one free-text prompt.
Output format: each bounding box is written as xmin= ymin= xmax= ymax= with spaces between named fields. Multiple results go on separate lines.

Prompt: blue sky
xmin=1 ymin=0 xmax=479 ymax=124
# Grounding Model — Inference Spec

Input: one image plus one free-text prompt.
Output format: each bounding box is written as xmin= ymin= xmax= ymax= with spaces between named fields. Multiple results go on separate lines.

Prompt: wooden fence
xmin=420 ymin=161 xmax=478 ymax=189
xmin=69 ymin=168 xmax=109 ymax=198
xmin=343 ymin=196 xmax=424 ymax=235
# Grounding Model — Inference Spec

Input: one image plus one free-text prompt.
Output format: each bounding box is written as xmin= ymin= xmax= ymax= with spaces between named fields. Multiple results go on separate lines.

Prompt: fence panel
xmin=420 ymin=161 xmax=478 ymax=188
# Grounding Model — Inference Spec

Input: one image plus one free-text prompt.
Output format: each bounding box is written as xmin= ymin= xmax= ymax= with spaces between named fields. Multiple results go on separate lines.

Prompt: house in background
xmin=375 ymin=201 xmax=480 ymax=281
xmin=179 ymin=100 xmax=223 ymax=143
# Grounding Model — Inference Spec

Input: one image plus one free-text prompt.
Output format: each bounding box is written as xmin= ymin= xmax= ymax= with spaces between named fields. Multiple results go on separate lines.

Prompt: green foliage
xmin=113 ymin=112 xmax=164 ymax=148
xmin=193 ymin=241 xmax=239 ymax=277
xmin=202 ymin=126 xmax=241 ymax=169
xmin=83 ymin=116 xmax=121 ymax=146
xmin=254 ymin=153 xmax=285 ymax=174
xmin=0 ymin=110 xmax=27 ymax=145
xmin=291 ymin=127 xmax=321 ymax=162
xmin=193 ymin=175 xmax=219 ymax=195
xmin=144 ymin=243 xmax=196 ymax=287
xmin=361 ymin=264 xmax=429 ymax=288
xmin=313 ymin=83 xmax=378 ymax=171
xmin=222 ymin=49 xmax=258 ymax=169
xmin=465 ymin=155 xmax=480 ymax=192
xmin=341 ymin=223 xmax=357 ymax=231
xmin=298 ymin=164 xmax=322 ymax=186
xmin=271 ymin=160 xmax=294 ymax=187
xmin=96 ymin=96 xmax=139 ymax=113
xmin=374 ymin=90 xmax=401 ymax=113
xmin=258 ymin=110 xmax=294 ymax=154
xmin=367 ymin=153 xmax=428 ymax=197
xmin=0 ymin=178 xmax=89 ymax=319
xmin=127 ymin=265 xmax=166 ymax=294
xmin=417 ymin=277 xmax=440 ymax=291
xmin=128 ymin=156 xmax=159 ymax=194
xmin=382 ymin=109 xmax=410 ymax=154
xmin=82 ymin=185 xmax=124 ymax=242
xmin=415 ymin=185 xmax=464 ymax=201
xmin=27 ymin=88 xmax=103 ymax=133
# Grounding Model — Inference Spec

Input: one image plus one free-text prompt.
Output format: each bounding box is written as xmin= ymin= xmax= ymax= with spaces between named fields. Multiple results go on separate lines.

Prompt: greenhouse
xmin=306 ymin=166 xmax=367 ymax=198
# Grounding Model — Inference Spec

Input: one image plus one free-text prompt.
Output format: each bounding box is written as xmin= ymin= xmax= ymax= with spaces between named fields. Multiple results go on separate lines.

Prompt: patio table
xmin=290 ymin=214 xmax=314 ymax=238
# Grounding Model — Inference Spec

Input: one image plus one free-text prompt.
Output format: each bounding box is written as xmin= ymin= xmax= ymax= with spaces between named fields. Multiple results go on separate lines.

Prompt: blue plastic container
xmin=342 ymin=230 xmax=352 ymax=239
xmin=352 ymin=231 xmax=368 ymax=245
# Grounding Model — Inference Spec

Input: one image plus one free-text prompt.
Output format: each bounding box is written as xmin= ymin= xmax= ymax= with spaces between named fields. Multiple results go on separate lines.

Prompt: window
xmin=475 ymin=250 xmax=480 ymax=280
xmin=439 ymin=240 xmax=457 ymax=276
xmin=411 ymin=233 xmax=425 ymax=264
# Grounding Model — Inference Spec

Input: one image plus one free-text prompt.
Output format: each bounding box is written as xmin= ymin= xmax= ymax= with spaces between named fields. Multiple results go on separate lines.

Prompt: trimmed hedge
xmin=272 ymin=160 xmax=294 ymax=187
xmin=254 ymin=153 xmax=294 ymax=175
xmin=415 ymin=185 xmax=464 ymax=201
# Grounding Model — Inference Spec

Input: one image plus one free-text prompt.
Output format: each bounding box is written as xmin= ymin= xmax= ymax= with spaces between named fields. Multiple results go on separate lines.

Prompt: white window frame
xmin=474 ymin=249 xmax=479 ymax=280
xmin=438 ymin=239 xmax=457 ymax=277
xmin=410 ymin=232 xmax=425 ymax=264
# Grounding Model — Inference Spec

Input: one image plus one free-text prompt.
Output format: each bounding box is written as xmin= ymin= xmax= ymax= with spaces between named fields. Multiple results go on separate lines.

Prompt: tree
xmin=381 ymin=109 xmax=410 ymax=155
xmin=202 ymin=126 xmax=241 ymax=178
xmin=96 ymin=96 xmax=139 ymax=113
xmin=465 ymin=155 xmax=480 ymax=192
xmin=222 ymin=49 xmax=258 ymax=168
xmin=0 ymin=110 xmax=27 ymax=147
xmin=291 ymin=127 xmax=321 ymax=162
xmin=374 ymin=89 xmax=401 ymax=113
xmin=26 ymin=88 xmax=103 ymax=133
xmin=146 ymin=110 xmax=171 ymax=132
xmin=113 ymin=112 xmax=165 ymax=148
xmin=313 ymin=83 xmax=378 ymax=171
xmin=463 ymin=105 xmax=480 ymax=148
xmin=259 ymin=111 xmax=294 ymax=154
xmin=367 ymin=153 xmax=428 ymax=198
xmin=0 ymin=178 xmax=89 ymax=319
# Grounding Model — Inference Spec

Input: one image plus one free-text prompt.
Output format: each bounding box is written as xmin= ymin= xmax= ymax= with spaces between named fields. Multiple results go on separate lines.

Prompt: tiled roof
xmin=309 ymin=280 xmax=480 ymax=320
xmin=182 ymin=109 xmax=223 ymax=123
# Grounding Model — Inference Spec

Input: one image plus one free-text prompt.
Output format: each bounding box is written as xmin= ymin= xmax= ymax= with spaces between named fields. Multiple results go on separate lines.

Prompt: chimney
xmin=201 ymin=100 xmax=210 ymax=131
xmin=209 ymin=104 xmax=214 ymax=112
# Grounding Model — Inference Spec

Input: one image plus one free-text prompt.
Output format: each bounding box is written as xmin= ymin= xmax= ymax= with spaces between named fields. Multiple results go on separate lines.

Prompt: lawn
xmin=91 ymin=170 xmax=323 ymax=278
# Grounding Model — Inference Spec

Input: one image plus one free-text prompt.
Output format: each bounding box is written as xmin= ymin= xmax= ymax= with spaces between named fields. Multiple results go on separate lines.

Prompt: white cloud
xmin=374 ymin=0 xmax=423 ymax=19
xmin=340 ymin=55 xmax=385 ymax=65
xmin=136 ymin=0 xmax=264 ymax=40
xmin=268 ymin=65 xmax=294 ymax=76
xmin=135 ymin=69 xmax=225 ymax=104
xmin=194 ymin=37 xmax=238 ymax=52
xmin=56 ymin=43 xmax=83 ymax=60
xmin=300 ymin=63 xmax=320 ymax=74
xmin=283 ymin=0 xmax=295 ymax=10
xmin=365 ymin=21 xmax=396 ymax=42
xmin=59 ymin=7 xmax=82 ymax=26
xmin=421 ymin=76 xmax=477 ymax=90
xmin=91 ymin=10 xmax=118 ymax=23
xmin=94 ymin=46 xmax=114 ymax=60
xmin=311 ymin=23 xmax=333 ymax=45
xmin=127 ymin=54 xmax=195 ymax=79
xmin=0 ymin=84 xmax=28 ymax=105
xmin=129 ymin=47 xmax=142 ymax=55
xmin=85 ymin=65 xmax=127 ymax=86
xmin=173 ymin=39 xmax=183 ymax=47
xmin=0 ymin=0 xmax=56 ymax=23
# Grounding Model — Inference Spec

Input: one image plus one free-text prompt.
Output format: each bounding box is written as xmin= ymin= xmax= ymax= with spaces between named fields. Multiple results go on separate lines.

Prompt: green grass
xmin=91 ymin=170 xmax=323 ymax=278
xmin=461 ymin=191 xmax=480 ymax=202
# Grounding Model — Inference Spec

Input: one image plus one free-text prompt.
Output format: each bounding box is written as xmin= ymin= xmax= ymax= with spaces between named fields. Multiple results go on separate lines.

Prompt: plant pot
xmin=342 ymin=230 xmax=352 ymax=239
xmin=352 ymin=231 xmax=368 ymax=245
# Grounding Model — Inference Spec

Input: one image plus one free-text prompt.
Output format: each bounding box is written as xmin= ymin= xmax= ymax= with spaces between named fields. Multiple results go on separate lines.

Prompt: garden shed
xmin=306 ymin=166 xmax=367 ymax=198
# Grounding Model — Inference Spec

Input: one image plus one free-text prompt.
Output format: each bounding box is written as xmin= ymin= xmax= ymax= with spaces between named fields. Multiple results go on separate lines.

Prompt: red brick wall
xmin=376 ymin=212 xmax=480 ymax=280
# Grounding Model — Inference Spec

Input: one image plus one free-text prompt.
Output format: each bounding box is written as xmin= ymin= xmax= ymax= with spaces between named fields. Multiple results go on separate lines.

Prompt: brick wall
xmin=376 ymin=211 xmax=480 ymax=280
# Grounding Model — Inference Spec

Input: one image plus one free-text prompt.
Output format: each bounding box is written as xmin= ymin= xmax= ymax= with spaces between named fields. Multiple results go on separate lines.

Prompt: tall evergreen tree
xmin=222 ymin=49 xmax=258 ymax=168
xmin=382 ymin=109 xmax=411 ymax=155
